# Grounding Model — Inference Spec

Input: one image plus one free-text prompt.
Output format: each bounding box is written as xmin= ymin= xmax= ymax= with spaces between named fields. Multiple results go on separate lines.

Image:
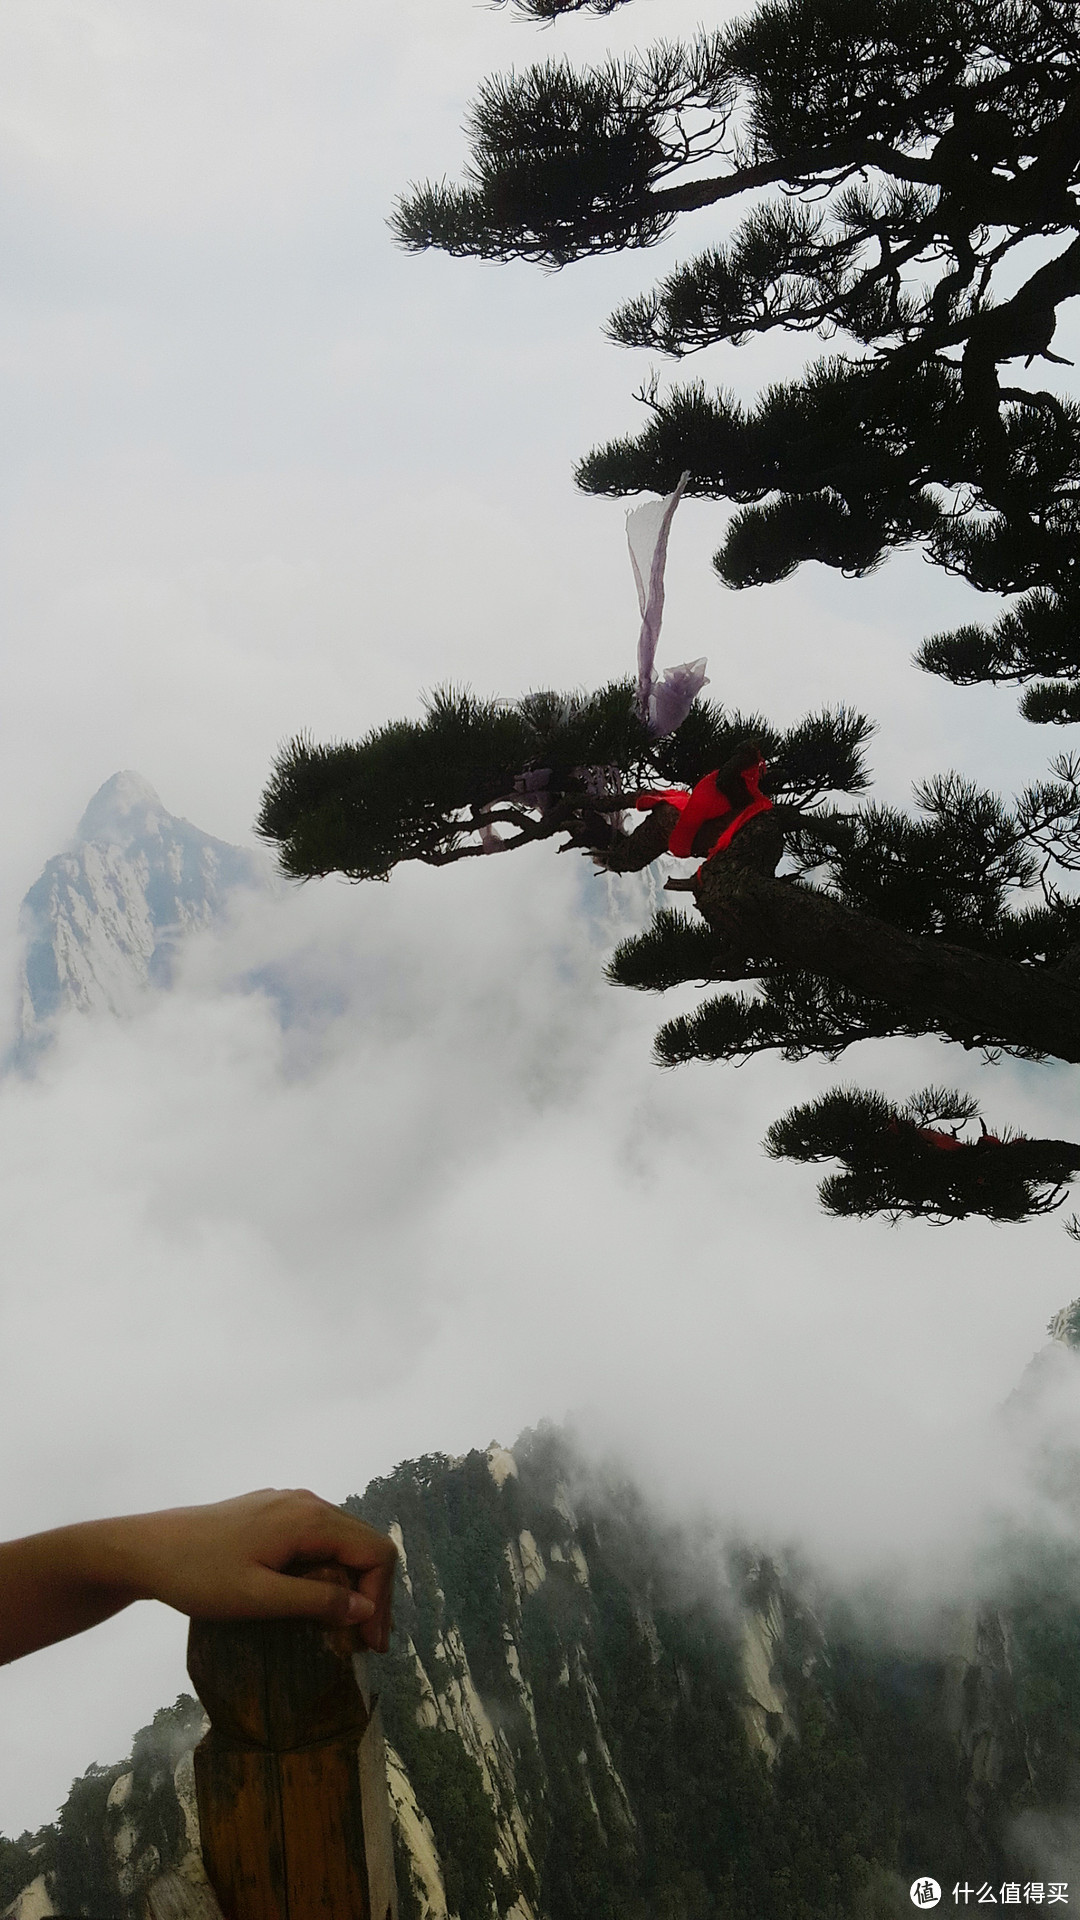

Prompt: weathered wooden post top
xmin=182 ymin=1562 xmax=398 ymax=1920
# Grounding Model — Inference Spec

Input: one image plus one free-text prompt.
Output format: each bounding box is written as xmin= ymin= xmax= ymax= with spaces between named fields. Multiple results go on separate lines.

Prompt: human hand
xmin=112 ymin=1488 xmax=397 ymax=1652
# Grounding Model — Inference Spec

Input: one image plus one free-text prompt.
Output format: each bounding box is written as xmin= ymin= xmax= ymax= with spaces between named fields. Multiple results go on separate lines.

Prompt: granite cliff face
xmin=11 ymin=772 xmax=269 ymax=1065
xmin=4 ymin=1417 xmax=1080 ymax=1920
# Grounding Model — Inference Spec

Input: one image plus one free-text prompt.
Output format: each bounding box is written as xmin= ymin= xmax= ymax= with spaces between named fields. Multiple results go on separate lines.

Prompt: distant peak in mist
xmin=74 ymin=770 xmax=170 ymax=850
xmin=10 ymin=774 xmax=271 ymax=1065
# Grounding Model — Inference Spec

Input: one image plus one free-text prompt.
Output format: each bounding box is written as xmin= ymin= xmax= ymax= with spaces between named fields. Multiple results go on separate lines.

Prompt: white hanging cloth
xmin=626 ymin=470 xmax=708 ymax=737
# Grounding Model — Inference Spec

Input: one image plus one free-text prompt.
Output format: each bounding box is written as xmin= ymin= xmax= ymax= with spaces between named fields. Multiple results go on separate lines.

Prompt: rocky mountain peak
xmin=10 ymin=774 xmax=272 ymax=1066
xmin=73 ymin=771 xmax=171 ymax=850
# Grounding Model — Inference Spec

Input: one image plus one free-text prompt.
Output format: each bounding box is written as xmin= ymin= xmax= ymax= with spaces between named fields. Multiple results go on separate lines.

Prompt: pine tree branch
xmin=599 ymin=802 xmax=679 ymax=871
xmin=765 ymin=1083 xmax=1080 ymax=1222
xmin=692 ymin=846 xmax=1080 ymax=1062
xmin=959 ymin=233 xmax=1080 ymax=380
xmin=425 ymin=796 xmax=580 ymax=863
xmin=625 ymin=141 xmax=949 ymax=232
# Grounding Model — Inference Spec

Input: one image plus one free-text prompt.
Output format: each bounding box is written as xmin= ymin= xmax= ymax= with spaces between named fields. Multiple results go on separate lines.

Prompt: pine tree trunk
xmin=693 ymin=851 xmax=1080 ymax=1062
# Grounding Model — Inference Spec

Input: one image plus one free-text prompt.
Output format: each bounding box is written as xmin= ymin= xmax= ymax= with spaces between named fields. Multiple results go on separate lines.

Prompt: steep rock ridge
xmin=951 ymin=1613 xmax=1035 ymax=1821
xmin=1 ymin=1694 xmax=207 ymax=1920
xmin=384 ymin=1745 xmax=448 ymax=1920
xmin=11 ymin=772 xmax=269 ymax=1065
xmin=7 ymin=1420 xmax=1080 ymax=1918
xmin=736 ymin=1564 xmax=797 ymax=1764
xmin=1 ymin=1875 xmax=51 ymax=1919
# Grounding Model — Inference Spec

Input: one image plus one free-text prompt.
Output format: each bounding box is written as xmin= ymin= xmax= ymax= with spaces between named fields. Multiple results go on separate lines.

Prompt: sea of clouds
xmin=2 ymin=838 xmax=1079 ymax=1832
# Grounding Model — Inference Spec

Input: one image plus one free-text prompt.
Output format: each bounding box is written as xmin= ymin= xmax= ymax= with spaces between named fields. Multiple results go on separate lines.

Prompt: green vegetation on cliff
xmin=7 ymin=1426 xmax=1080 ymax=1918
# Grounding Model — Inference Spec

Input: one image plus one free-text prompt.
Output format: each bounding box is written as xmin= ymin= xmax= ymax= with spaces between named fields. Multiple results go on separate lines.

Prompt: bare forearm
xmin=0 ymin=1517 xmax=144 ymax=1664
xmin=0 ymin=1489 xmax=397 ymax=1667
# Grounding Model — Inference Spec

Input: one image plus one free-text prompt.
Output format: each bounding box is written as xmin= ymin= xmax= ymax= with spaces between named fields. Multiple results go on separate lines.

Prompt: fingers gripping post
xmin=186 ymin=1564 xmax=398 ymax=1920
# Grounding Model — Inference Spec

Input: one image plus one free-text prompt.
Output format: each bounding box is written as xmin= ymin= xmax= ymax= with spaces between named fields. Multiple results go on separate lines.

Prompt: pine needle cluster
xmin=279 ymin=0 xmax=1080 ymax=1230
xmin=257 ymin=689 xmax=872 ymax=882
xmin=260 ymin=676 xmax=1080 ymax=1221
xmin=610 ymin=761 xmax=1080 ymax=1062
xmin=397 ymin=0 xmax=1080 ymax=720
xmin=764 ymin=1087 xmax=1080 ymax=1224
xmin=602 ymin=759 xmax=1080 ymax=1220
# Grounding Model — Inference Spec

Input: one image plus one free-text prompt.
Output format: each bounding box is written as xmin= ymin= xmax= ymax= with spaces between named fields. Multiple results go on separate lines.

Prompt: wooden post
xmin=186 ymin=1564 xmax=398 ymax=1920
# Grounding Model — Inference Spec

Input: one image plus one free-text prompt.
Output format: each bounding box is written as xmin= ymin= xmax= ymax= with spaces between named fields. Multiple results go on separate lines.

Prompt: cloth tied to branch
xmin=636 ymin=754 xmax=772 ymax=867
xmin=626 ymin=471 xmax=708 ymax=737
xmin=477 ymin=476 xmax=709 ymax=854
xmin=886 ymin=1121 xmax=1004 ymax=1152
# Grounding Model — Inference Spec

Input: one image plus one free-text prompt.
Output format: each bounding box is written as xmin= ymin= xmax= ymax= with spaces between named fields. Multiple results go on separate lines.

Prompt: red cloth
xmin=895 ymin=1124 xmax=1004 ymax=1153
xmin=636 ymin=756 xmax=772 ymax=865
xmin=914 ymin=1127 xmax=964 ymax=1153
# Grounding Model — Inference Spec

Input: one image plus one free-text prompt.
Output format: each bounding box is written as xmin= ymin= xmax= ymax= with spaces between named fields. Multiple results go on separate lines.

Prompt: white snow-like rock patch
xmin=517 ymin=1530 xmax=546 ymax=1593
xmin=112 ymin=1816 xmax=137 ymax=1867
xmin=552 ymin=1482 xmax=577 ymax=1529
xmin=739 ymin=1595 xmax=793 ymax=1763
xmin=503 ymin=1627 xmax=540 ymax=1741
xmin=1 ymin=1875 xmax=56 ymax=1919
xmin=569 ymin=1544 xmax=589 ymax=1586
xmin=106 ymin=1769 xmax=134 ymax=1810
xmin=486 ymin=1443 xmax=518 ymax=1488
xmin=573 ymin=1648 xmax=635 ymax=1832
xmin=408 ymin=1636 xmax=442 ymax=1729
xmin=388 ymin=1522 xmax=412 ymax=1595
xmin=173 ymin=1740 xmax=207 ymax=1857
xmin=548 ymin=1540 xmax=590 ymax=1586
xmin=385 ymin=1741 xmax=449 ymax=1920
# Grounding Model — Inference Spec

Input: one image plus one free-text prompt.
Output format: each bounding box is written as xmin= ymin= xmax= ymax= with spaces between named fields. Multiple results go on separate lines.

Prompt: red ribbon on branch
xmin=636 ymin=754 xmax=772 ymax=867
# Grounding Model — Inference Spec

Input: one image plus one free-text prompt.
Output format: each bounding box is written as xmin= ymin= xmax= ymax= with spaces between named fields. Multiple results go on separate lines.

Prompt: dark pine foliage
xmin=260 ymin=0 xmax=1080 ymax=1229
xmin=0 ymin=1833 xmax=46 ymax=1911
xmin=259 ymin=681 xmax=1080 ymax=1223
xmin=257 ymin=687 xmax=872 ymax=881
xmin=495 ymin=0 xmax=634 ymax=15
xmin=396 ymin=0 xmax=1080 ymax=724
xmin=763 ymin=1085 xmax=1080 ymax=1223
xmin=612 ymin=761 xmax=1080 ymax=1057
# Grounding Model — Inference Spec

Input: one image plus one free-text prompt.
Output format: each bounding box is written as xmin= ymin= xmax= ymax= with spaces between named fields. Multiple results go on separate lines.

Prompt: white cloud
xmin=1 ymin=850 xmax=1078 ymax=1830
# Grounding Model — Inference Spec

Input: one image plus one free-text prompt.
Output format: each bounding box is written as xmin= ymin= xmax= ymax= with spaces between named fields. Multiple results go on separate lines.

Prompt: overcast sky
xmin=2 ymin=0 xmax=1080 ymax=1840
